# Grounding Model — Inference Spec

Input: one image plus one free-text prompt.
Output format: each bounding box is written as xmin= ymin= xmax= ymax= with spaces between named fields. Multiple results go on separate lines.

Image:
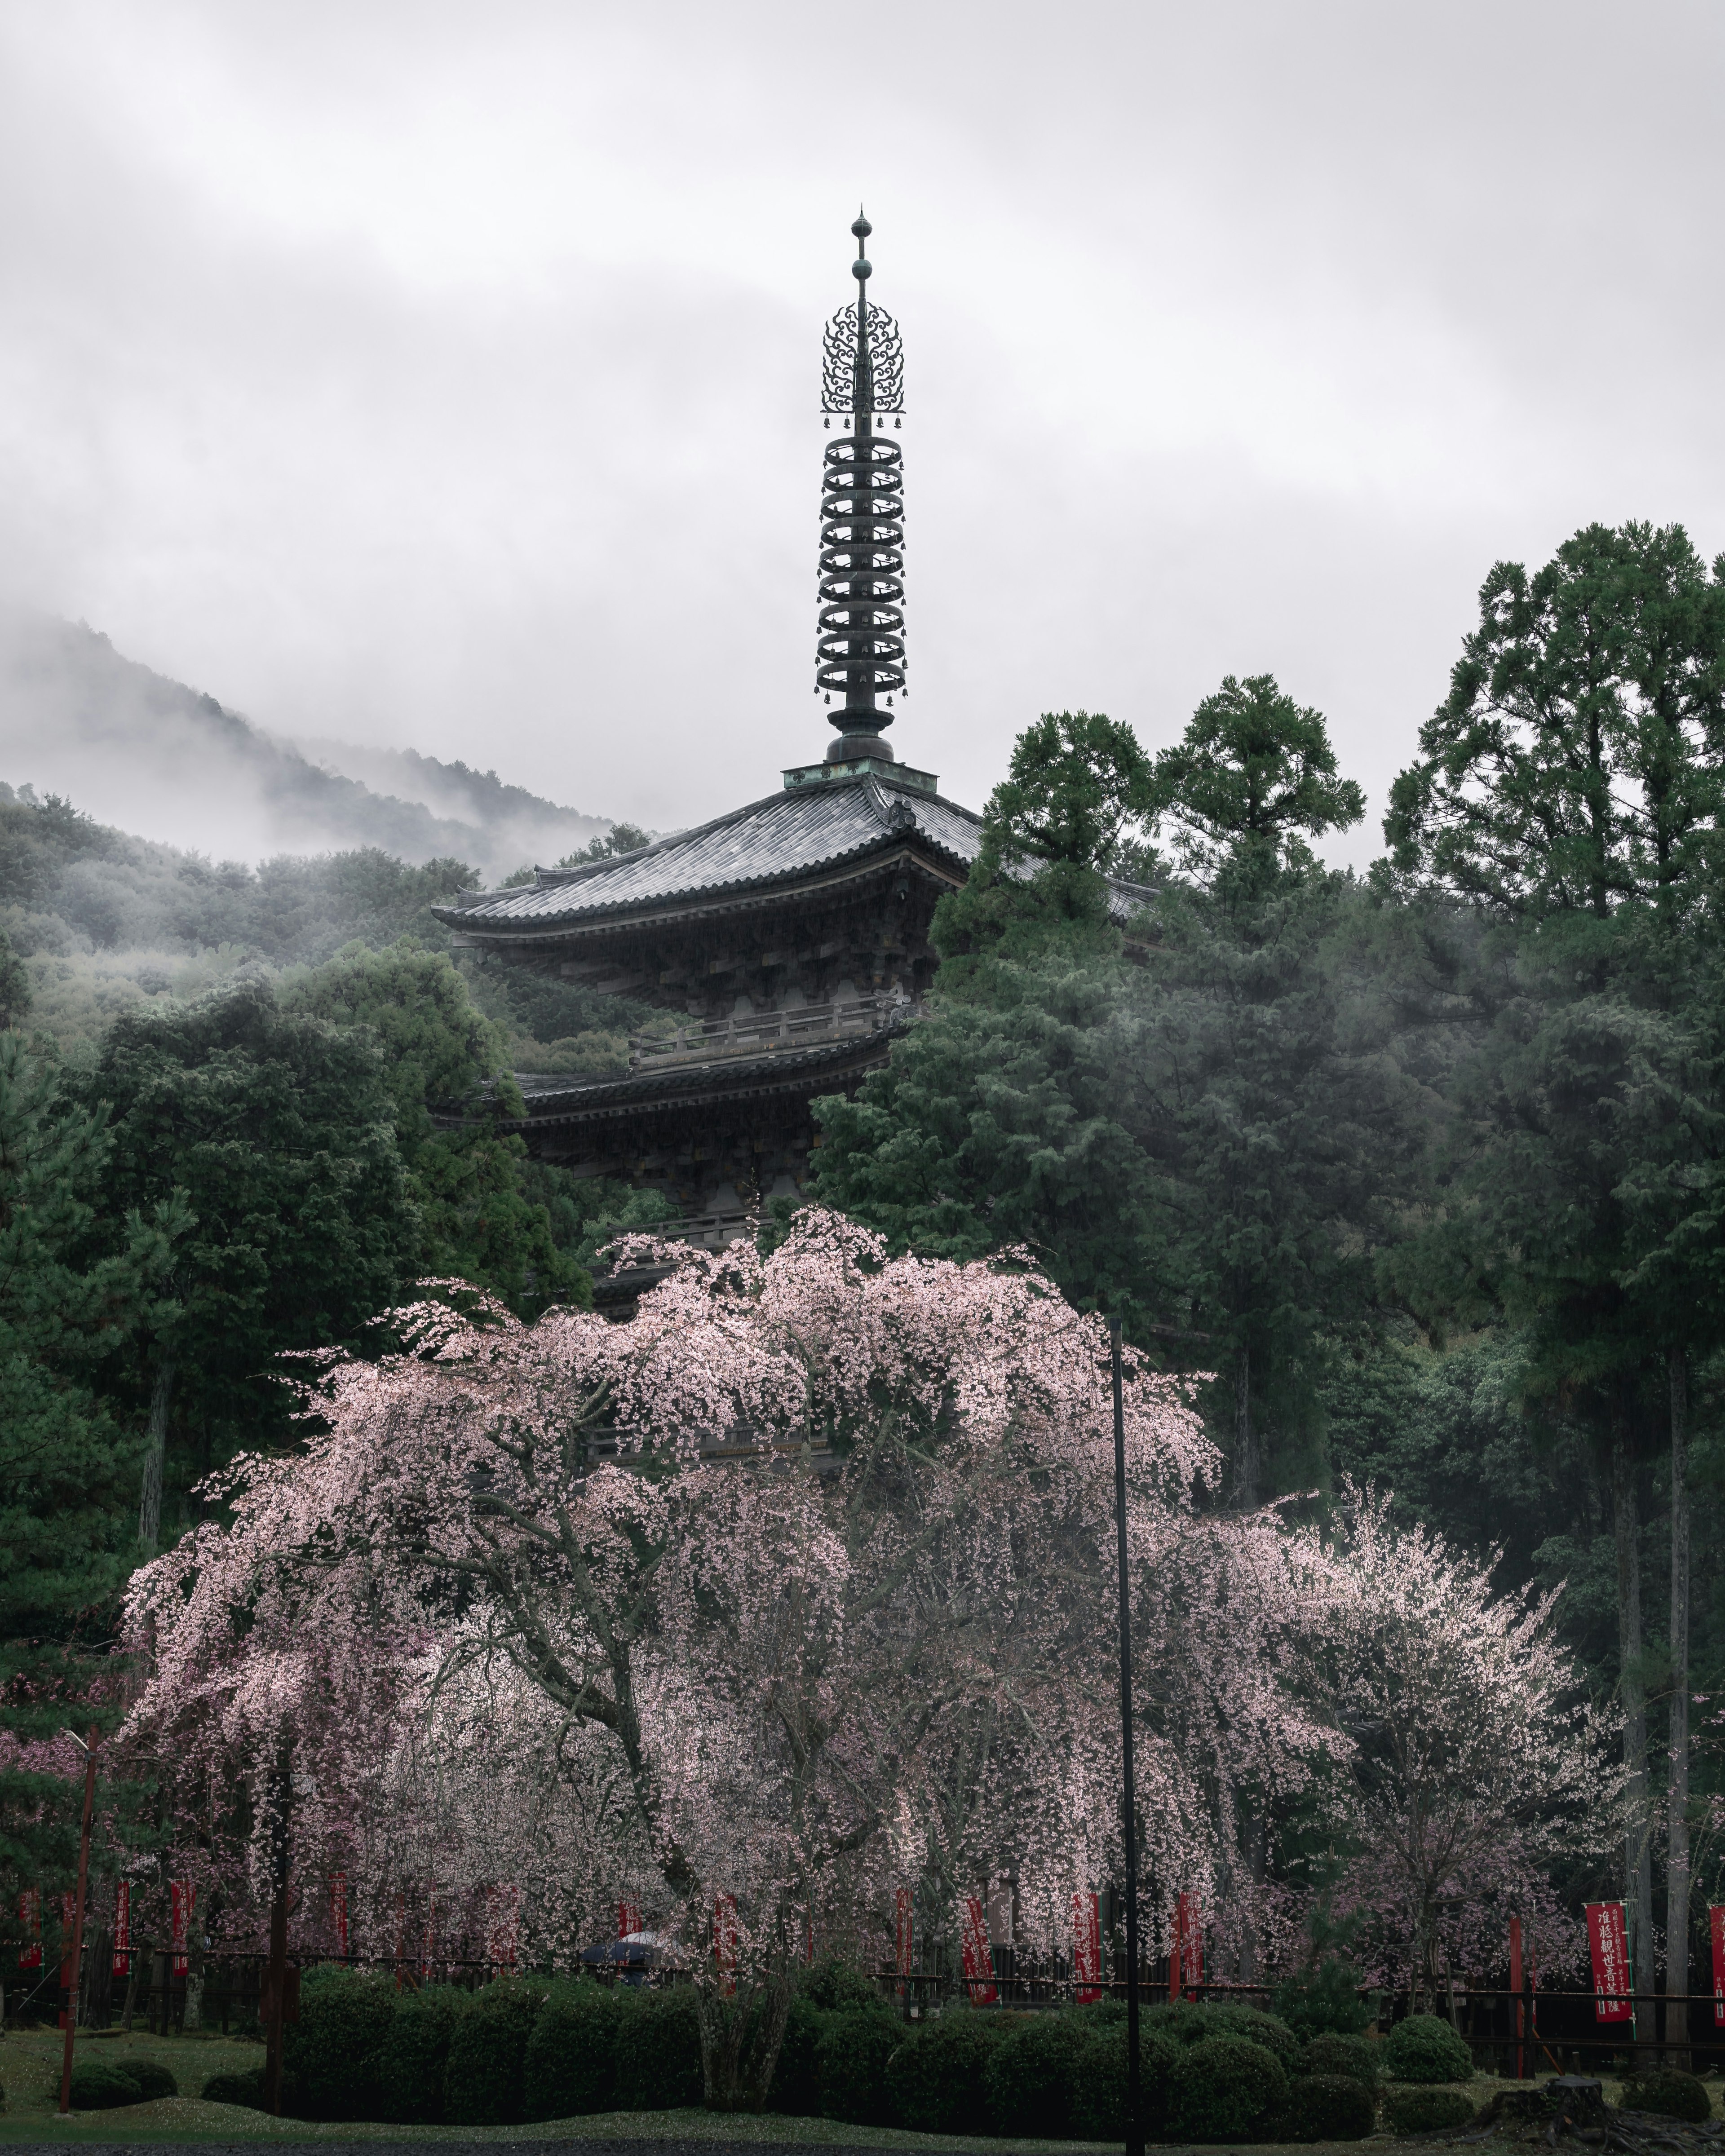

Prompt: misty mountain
xmin=0 ymin=609 xmax=612 ymax=875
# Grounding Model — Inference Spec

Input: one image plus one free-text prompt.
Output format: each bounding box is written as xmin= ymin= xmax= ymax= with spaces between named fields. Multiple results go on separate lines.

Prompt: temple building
xmin=438 ymin=217 xmax=1136 ymax=1250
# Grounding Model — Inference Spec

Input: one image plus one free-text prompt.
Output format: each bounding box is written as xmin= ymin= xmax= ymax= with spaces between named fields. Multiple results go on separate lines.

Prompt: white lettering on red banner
xmin=713 ymin=1895 xmax=739 ymax=1997
xmin=17 ymin=1887 xmax=41 ymax=1970
xmin=330 ymin=1872 xmax=349 ymax=1960
xmin=169 ymin=1880 xmax=195 ymax=1977
xmin=960 ymin=1895 xmax=998 ymax=2005
xmin=1586 ymin=1901 xmax=1632 ymax=2023
xmin=1710 ymin=1906 xmax=1725 ymax=2029
xmin=112 ymin=1880 xmax=131 ymax=1979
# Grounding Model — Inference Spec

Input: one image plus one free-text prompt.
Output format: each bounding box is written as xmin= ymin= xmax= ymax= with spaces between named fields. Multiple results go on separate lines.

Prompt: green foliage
xmin=67 ymin=2058 xmax=149 ymax=2110
xmin=813 ymin=2002 xmax=901 ymax=2125
xmin=1141 ymin=1997 xmax=1305 ymax=2068
xmin=201 ymin=2067 xmax=267 ymax=2109
xmin=1165 ymin=2032 xmax=1289 ymax=2143
xmin=1383 ymin=2083 xmax=1476 ymax=2135
xmin=1281 ymin=2072 xmax=1377 ymax=2141
xmin=981 ymin=709 xmax=1156 ymax=874
xmin=980 ymin=2010 xmax=1092 ymax=2138
xmin=767 ymin=1995 xmax=825 ymax=2116
xmin=1153 ymin=672 xmax=1365 ymax=893
xmin=0 ymin=925 xmax=31 ymax=1029
xmin=282 ymin=1965 xmax=397 ymax=2120
xmin=283 ymin=940 xmax=587 ymax=1318
xmin=798 ymin=1953 xmax=881 ymax=2011
xmin=884 ymin=2007 xmax=1009 ymax=2136
xmin=1381 ymin=2012 xmax=1472 ymax=2084
xmin=1299 ymin=2032 xmax=1380 ymax=2086
xmin=79 ymin=975 xmax=417 ymax=1545
xmin=125 ymin=2059 xmax=178 ymax=2101
xmin=1068 ymin=2018 xmax=1180 ymax=2140
xmin=522 ymin=1983 xmax=626 ymax=2120
xmin=374 ymin=1985 xmax=469 ymax=2125
xmin=0 ymin=1032 xmax=175 ymax=1887
xmin=1621 ymin=2066 xmax=1713 ymax=2122
xmin=613 ymin=1985 xmax=703 ymax=2111
xmin=1272 ymin=1956 xmax=1372 ymax=2038
xmin=442 ymin=1976 xmax=544 ymax=2126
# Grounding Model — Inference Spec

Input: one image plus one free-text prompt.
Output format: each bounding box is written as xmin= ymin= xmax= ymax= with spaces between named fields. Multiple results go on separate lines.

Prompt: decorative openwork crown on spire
xmin=820 ymin=214 xmax=905 ymax=415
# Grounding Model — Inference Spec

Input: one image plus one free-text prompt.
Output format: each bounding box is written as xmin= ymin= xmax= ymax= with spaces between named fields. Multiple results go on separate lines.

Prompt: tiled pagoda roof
xmin=433 ymin=767 xmax=1151 ymax=934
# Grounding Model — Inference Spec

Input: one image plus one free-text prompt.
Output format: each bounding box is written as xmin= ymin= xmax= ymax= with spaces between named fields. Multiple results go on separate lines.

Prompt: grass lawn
xmin=0 ymin=2037 xmax=1697 ymax=2151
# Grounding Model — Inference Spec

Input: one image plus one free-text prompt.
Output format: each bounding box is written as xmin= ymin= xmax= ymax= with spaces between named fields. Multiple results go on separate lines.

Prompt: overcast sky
xmin=2 ymin=0 xmax=1724 ymax=861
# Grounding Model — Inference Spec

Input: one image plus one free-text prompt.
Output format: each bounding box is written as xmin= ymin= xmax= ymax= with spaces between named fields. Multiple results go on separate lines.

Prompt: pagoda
xmin=438 ymin=214 xmax=994 ymax=1245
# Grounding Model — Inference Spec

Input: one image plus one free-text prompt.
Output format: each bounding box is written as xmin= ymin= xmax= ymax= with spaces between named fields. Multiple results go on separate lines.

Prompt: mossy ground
xmin=0 ymin=2037 xmax=1709 ymax=2150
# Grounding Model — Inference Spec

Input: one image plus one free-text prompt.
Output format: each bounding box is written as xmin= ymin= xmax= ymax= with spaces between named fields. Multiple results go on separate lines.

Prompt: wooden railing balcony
xmin=628 ymin=994 xmax=910 ymax=1070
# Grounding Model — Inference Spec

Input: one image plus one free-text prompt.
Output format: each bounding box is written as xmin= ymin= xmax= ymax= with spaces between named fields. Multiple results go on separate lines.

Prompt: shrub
xmin=816 ymin=2003 xmax=902 ymax=2126
xmin=1069 ymin=2019 xmax=1180 ymax=2140
xmin=1167 ymin=2034 xmax=1289 ymax=2143
xmin=1622 ymin=2067 xmax=1712 ymax=2123
xmin=1382 ymin=2012 xmax=1472 ymax=2085
xmin=1273 ymin=1957 xmax=1372 ymax=2037
xmin=981 ymin=2012 xmax=1091 ymax=2140
xmin=202 ymin=2067 xmax=267 ymax=2109
xmin=614 ymin=1985 xmax=703 ymax=2111
xmin=1143 ymin=1997 xmax=1304 ymax=2070
xmin=282 ymin=1965 xmax=396 ymax=2119
xmin=67 ymin=2058 xmax=145 ymax=2110
xmin=126 ymin=2059 xmax=178 ymax=2102
xmin=1384 ymin=2084 xmax=1476 ymax=2135
xmin=1282 ymin=2072 xmax=1377 ymax=2142
xmin=523 ymin=1983 xmax=626 ymax=2120
xmin=375 ymin=1986 xmax=469 ymax=2124
xmin=800 ymin=1954 xmax=880 ymax=2011
xmin=886 ymin=2008 xmax=1010 ymax=2136
xmin=1302 ymin=2032 xmax=1380 ymax=2088
xmin=769 ymin=1996 xmax=824 ymax=2116
xmin=444 ymin=1977 xmax=545 ymax=2126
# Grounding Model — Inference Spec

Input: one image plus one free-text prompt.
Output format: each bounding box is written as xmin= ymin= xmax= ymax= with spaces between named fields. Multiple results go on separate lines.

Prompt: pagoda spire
xmin=815 ymin=209 xmax=906 ymax=764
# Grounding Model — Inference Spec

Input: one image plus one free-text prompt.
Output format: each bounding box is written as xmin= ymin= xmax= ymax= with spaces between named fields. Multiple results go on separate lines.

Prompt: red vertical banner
xmin=1072 ymin=1891 xmax=1101 ymax=2005
xmin=113 ymin=1880 xmax=132 ymax=1979
xmin=169 ymin=1880 xmax=194 ymax=1976
xmin=1586 ymin=1901 xmax=1633 ymax=2023
xmin=895 ymin=1888 xmax=913 ymax=1997
xmin=617 ymin=1900 xmax=642 ymax=1939
xmin=18 ymin=1887 xmax=41 ymax=1970
xmin=1710 ymin=1907 xmax=1725 ymax=2028
xmin=713 ymin=1894 xmax=738 ymax=1997
xmin=330 ymin=1872 xmax=349 ymax=1960
xmin=960 ymin=1895 xmax=998 ymax=2005
xmin=1509 ymin=1916 xmax=1524 ymax=2078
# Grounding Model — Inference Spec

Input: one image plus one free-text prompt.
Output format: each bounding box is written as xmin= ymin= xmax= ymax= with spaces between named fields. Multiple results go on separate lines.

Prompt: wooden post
xmin=57 ymin=1727 xmax=99 ymax=2116
xmin=1509 ymin=1917 xmax=1524 ymax=2079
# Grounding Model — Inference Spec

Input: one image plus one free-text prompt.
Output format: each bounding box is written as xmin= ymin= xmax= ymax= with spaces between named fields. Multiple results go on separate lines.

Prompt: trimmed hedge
xmin=614 ymin=1984 xmax=703 ymax=2111
xmin=1167 ymin=2034 xmax=1288 ymax=2143
xmin=886 ymin=2009 xmax=1010 ymax=2136
xmin=816 ymin=2004 xmax=902 ymax=2126
xmin=523 ymin=1983 xmax=627 ymax=2120
xmin=1282 ymin=2072 xmax=1377 ymax=2142
xmin=67 ymin=2059 xmax=147 ymax=2110
xmin=444 ymin=1976 xmax=544 ymax=2126
xmin=769 ymin=1997 xmax=825 ymax=2117
xmin=982 ymin=2012 xmax=1091 ymax=2140
xmin=201 ymin=2067 xmax=267 ymax=2110
xmin=375 ymin=1986 xmax=469 ymax=2125
xmin=1143 ymin=1998 xmax=1304 ymax=2070
xmin=1622 ymin=2067 xmax=1712 ymax=2123
xmin=1383 ymin=2013 xmax=1472 ymax=2085
xmin=1069 ymin=2019 xmax=1180 ymax=2141
xmin=1273 ymin=1957 xmax=1372 ymax=2038
xmin=1302 ymin=2031 xmax=1380 ymax=2088
xmin=126 ymin=2059 xmax=178 ymax=2101
xmin=1384 ymin=2084 xmax=1476 ymax=2135
xmin=283 ymin=1965 xmax=397 ymax=2119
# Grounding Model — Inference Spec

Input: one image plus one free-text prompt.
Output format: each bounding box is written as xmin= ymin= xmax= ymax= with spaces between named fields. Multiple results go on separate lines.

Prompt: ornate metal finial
xmin=815 ymin=210 xmax=906 ymax=751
